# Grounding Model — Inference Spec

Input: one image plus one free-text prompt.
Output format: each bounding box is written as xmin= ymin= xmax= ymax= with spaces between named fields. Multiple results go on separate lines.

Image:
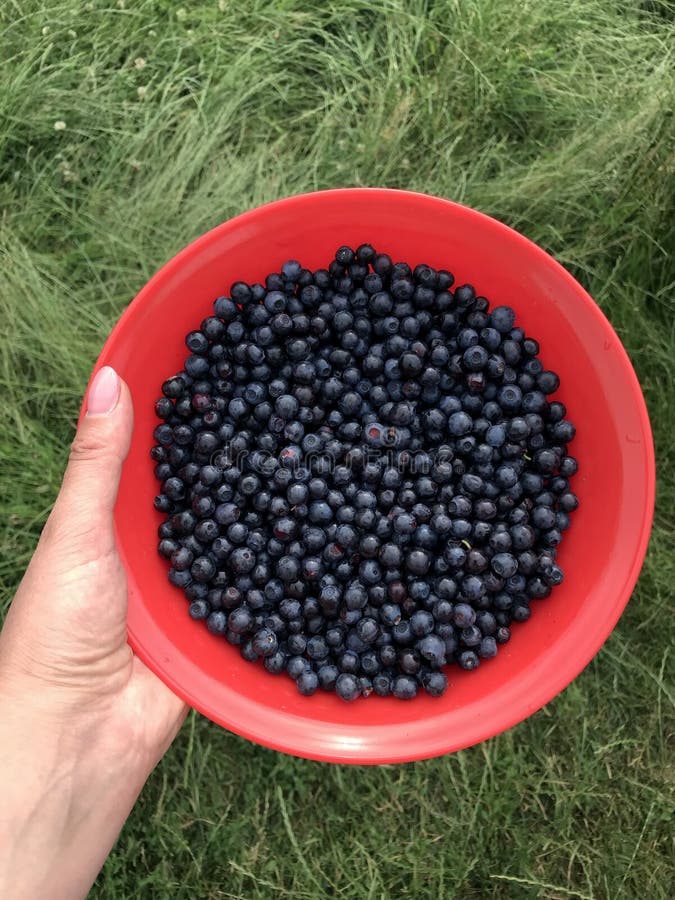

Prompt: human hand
xmin=0 ymin=366 xmax=187 ymax=900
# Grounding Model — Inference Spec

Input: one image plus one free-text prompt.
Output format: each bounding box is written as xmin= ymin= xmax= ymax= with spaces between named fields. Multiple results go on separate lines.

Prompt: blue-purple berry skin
xmin=154 ymin=245 xmax=577 ymax=701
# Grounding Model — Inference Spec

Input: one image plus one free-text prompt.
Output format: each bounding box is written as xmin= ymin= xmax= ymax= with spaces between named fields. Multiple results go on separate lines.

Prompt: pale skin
xmin=0 ymin=366 xmax=187 ymax=900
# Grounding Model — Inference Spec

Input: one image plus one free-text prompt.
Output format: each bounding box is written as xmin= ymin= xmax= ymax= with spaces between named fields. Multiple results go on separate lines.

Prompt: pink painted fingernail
xmin=86 ymin=366 xmax=120 ymax=416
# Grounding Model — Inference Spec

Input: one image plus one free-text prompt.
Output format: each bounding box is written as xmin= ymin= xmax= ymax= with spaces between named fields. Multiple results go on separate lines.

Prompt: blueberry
xmin=258 ymin=647 xmax=286 ymax=674
xmin=189 ymin=600 xmax=210 ymax=620
xmin=240 ymin=639 xmax=260 ymax=662
xmin=490 ymin=305 xmax=516 ymax=333
xmin=510 ymin=524 xmax=535 ymax=550
xmin=463 ymin=345 xmax=488 ymax=371
xmin=378 ymin=643 xmax=397 ymax=667
xmin=448 ymin=411 xmax=473 ymax=436
xmin=477 ymin=636 xmax=498 ymax=658
xmin=206 ymin=611 xmax=227 ymax=635
xmin=546 ymin=565 xmax=564 ymax=586
xmin=335 ymin=673 xmax=361 ymax=701
xmin=410 ymin=610 xmax=434 ymax=637
xmin=491 ymin=552 xmax=518 ymax=578
xmin=286 ymin=633 xmax=306 ymax=656
xmin=357 ymin=560 xmax=380 ymax=587
xmin=558 ymin=491 xmax=579 ymax=512
xmin=476 ymin=611 xmax=497 ymax=635
xmin=296 ymin=670 xmax=319 ymax=696
xmin=325 ymin=624 xmax=345 ymax=649
xmin=372 ymin=672 xmax=393 ymax=696
xmin=380 ymin=603 xmax=402 ymax=627
xmin=308 ymin=501 xmax=333 ymax=525
xmin=279 ymin=259 xmax=301 ymax=281
xmin=406 ymin=550 xmax=430 ymax=575
xmin=229 ymin=547 xmax=256 ymax=575
xmin=310 ymin=664 xmax=336 ymax=691
xmin=170 ymin=546 xmax=193 ymax=572
xmin=392 ymin=675 xmax=418 ymax=700
xmin=158 ymin=537 xmax=179 ymax=559
xmin=458 ymin=650 xmax=480 ymax=671
xmin=285 ymin=656 xmax=310 ymax=680
xmin=263 ymin=290 xmax=285 ymax=314
xmin=537 ymin=370 xmax=560 ymax=394
xmin=226 ymin=606 xmax=253 ymax=634
xmin=461 ymin=624 xmax=482 ymax=647
xmin=230 ymin=280 xmax=253 ymax=303
xmin=213 ymin=296 xmax=238 ymax=320
xmin=392 ymin=619 xmax=413 ymax=645
xmin=433 ymin=598 xmax=454 ymax=622
xmin=497 ymin=384 xmax=522 ymax=411
xmin=251 ymin=628 xmax=278 ymax=658
xmin=485 ymin=424 xmax=506 ymax=447
xmin=417 ymin=634 xmax=446 ymax=666
xmin=357 ymin=649 xmax=379 ymax=676
xmin=559 ymin=455 xmax=578 ymax=477
xmin=275 ymin=394 xmax=299 ymax=420
xmin=444 ymin=544 xmax=467 ymax=569
xmin=393 ymin=512 xmax=417 ymax=535
xmin=512 ymin=602 xmax=531 ymax=623
xmin=453 ymin=603 xmax=476 ymax=628
xmin=191 ymin=556 xmax=216 ymax=583
xmin=422 ymin=671 xmax=448 ymax=697
xmin=461 ymin=575 xmax=484 ymax=601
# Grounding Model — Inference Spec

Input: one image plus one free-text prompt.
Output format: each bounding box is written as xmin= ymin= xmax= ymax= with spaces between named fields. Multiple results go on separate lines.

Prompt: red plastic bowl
xmin=91 ymin=189 xmax=654 ymax=764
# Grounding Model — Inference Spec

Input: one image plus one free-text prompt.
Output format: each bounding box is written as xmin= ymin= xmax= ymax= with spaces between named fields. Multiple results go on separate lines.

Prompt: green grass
xmin=1 ymin=0 xmax=674 ymax=897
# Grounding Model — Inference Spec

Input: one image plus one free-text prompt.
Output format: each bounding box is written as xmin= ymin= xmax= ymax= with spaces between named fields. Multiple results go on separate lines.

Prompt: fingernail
xmin=86 ymin=366 xmax=121 ymax=416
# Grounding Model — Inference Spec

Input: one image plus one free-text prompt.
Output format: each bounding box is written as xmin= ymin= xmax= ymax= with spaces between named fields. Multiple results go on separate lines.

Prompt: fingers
xmin=44 ymin=367 xmax=134 ymax=564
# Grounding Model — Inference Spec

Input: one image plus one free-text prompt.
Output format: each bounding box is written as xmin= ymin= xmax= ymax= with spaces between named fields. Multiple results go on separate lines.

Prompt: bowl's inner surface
xmin=102 ymin=190 xmax=652 ymax=761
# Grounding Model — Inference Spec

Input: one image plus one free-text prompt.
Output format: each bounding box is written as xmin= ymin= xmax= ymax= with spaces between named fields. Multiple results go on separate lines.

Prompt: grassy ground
xmin=1 ymin=1 xmax=674 ymax=897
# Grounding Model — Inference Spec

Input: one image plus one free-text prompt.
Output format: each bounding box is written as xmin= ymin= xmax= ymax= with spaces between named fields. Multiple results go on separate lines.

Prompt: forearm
xmin=0 ymin=694 xmax=148 ymax=900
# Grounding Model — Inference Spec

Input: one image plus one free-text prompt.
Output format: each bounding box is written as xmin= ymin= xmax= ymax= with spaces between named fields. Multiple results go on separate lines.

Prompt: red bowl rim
xmin=90 ymin=188 xmax=656 ymax=763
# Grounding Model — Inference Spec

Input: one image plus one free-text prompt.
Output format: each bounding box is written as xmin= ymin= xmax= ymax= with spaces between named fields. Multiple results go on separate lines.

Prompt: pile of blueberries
xmin=152 ymin=244 xmax=578 ymax=701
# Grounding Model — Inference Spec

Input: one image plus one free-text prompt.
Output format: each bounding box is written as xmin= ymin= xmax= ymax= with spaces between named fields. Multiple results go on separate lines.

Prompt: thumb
xmin=44 ymin=366 xmax=134 ymax=564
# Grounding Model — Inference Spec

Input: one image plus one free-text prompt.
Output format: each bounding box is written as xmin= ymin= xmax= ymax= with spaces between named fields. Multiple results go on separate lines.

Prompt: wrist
xmin=0 ymin=685 xmax=151 ymax=900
